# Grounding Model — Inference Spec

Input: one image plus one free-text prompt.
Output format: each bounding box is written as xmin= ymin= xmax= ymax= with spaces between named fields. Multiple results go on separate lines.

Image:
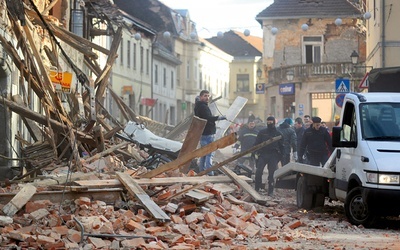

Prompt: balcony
xmin=268 ymin=62 xmax=360 ymax=85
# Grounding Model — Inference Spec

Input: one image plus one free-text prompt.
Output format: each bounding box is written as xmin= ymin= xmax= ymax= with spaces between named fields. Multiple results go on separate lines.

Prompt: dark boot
xmin=268 ymin=183 xmax=274 ymax=196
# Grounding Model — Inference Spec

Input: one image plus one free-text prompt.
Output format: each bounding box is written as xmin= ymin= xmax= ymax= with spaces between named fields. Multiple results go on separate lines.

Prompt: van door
xmin=335 ymin=101 xmax=360 ymax=198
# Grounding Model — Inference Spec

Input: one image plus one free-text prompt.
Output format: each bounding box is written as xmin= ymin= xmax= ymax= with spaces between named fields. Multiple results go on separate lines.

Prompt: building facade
xmin=256 ymin=0 xmax=367 ymax=125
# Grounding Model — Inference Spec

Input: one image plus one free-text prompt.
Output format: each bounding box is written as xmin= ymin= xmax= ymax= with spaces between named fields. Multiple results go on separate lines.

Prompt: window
xmin=140 ymin=46 xmax=144 ymax=73
xmin=170 ymin=106 xmax=176 ymax=126
xmin=154 ymin=65 xmax=158 ymax=85
xmin=302 ymin=36 xmax=323 ymax=64
xmin=199 ymin=72 xmax=203 ymax=90
xmin=236 ymin=74 xmax=249 ymax=92
xmin=171 ymin=71 xmax=174 ymax=89
xmin=127 ymin=40 xmax=131 ymax=68
xmin=176 ymin=54 xmax=181 ymax=86
xmin=133 ymin=44 xmax=137 ymax=70
xmin=120 ymin=38 xmax=124 ymax=65
xmin=163 ymin=67 xmax=166 ymax=87
xmin=341 ymin=102 xmax=357 ymax=142
xmin=146 ymin=49 xmax=149 ymax=74
xmin=186 ymin=60 xmax=190 ymax=79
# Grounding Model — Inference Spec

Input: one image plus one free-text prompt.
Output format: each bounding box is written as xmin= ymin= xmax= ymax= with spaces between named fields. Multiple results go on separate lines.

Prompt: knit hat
xmin=248 ymin=115 xmax=255 ymax=123
xmin=284 ymin=118 xmax=293 ymax=125
xmin=266 ymin=116 xmax=275 ymax=123
xmin=311 ymin=116 xmax=322 ymax=123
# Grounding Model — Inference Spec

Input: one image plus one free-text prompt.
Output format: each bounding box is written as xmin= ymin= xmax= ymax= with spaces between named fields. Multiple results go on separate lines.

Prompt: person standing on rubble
xmin=253 ymin=116 xmax=284 ymax=195
xmin=194 ymin=90 xmax=226 ymax=175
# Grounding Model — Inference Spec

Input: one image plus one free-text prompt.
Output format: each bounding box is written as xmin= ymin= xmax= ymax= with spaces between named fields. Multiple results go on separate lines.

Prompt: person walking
xmin=233 ymin=117 xmax=259 ymax=173
xmin=303 ymin=115 xmax=312 ymax=129
xmin=194 ymin=90 xmax=226 ymax=175
xmin=294 ymin=117 xmax=306 ymax=162
xmin=277 ymin=118 xmax=297 ymax=166
xmin=298 ymin=116 xmax=333 ymax=167
xmin=253 ymin=116 xmax=284 ymax=195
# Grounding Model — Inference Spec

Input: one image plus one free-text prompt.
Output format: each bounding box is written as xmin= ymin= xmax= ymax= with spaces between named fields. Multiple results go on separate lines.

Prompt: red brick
xmin=126 ymin=219 xmax=145 ymax=231
xmin=52 ymin=226 xmax=69 ymax=236
xmin=121 ymin=238 xmax=146 ymax=248
xmin=74 ymin=197 xmax=91 ymax=206
xmin=145 ymin=226 xmax=164 ymax=234
xmin=287 ymin=220 xmax=302 ymax=229
xmin=25 ymin=200 xmax=52 ymax=213
xmin=204 ymin=212 xmax=217 ymax=225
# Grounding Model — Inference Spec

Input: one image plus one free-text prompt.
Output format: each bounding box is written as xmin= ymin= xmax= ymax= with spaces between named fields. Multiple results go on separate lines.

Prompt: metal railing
xmin=268 ymin=62 xmax=358 ymax=84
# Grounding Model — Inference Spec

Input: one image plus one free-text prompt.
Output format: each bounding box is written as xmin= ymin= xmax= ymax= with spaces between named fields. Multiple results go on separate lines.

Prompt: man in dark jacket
xmin=194 ymin=90 xmax=226 ymax=175
xmin=253 ymin=116 xmax=284 ymax=195
xmin=298 ymin=116 xmax=333 ymax=167
xmin=294 ymin=117 xmax=305 ymax=161
xmin=234 ymin=117 xmax=259 ymax=173
xmin=277 ymin=118 xmax=297 ymax=166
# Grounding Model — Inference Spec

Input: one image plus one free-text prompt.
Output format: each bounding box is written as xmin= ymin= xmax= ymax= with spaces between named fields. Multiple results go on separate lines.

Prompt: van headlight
xmin=366 ymin=172 xmax=400 ymax=184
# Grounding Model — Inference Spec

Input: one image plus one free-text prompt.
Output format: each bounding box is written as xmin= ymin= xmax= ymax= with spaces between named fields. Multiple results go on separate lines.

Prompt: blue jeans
xmin=199 ymin=134 xmax=215 ymax=176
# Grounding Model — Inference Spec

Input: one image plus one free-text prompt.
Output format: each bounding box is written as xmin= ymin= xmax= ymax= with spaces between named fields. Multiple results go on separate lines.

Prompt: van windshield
xmin=360 ymin=103 xmax=400 ymax=140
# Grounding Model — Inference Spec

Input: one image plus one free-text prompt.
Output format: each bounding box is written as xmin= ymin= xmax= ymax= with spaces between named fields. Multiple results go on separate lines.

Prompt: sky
xmin=160 ymin=0 xmax=273 ymax=38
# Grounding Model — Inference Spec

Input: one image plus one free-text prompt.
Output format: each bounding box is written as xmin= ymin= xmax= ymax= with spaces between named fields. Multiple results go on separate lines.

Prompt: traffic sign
xmin=358 ymin=73 xmax=369 ymax=89
xmin=335 ymin=93 xmax=346 ymax=108
xmin=335 ymin=79 xmax=350 ymax=93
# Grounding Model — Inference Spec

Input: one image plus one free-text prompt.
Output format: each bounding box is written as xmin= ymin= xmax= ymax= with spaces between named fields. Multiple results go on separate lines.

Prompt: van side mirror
xmin=332 ymin=126 xmax=357 ymax=148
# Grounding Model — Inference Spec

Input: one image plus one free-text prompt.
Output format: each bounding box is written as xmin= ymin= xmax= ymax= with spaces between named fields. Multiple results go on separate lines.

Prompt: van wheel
xmin=297 ymin=175 xmax=313 ymax=210
xmin=344 ymin=187 xmax=375 ymax=227
xmin=314 ymin=193 xmax=325 ymax=208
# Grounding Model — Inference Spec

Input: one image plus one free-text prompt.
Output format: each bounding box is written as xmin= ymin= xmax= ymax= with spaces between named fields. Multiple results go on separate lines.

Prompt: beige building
xmin=364 ymin=0 xmax=400 ymax=69
xmin=206 ymin=31 xmax=265 ymax=122
xmin=256 ymin=0 xmax=368 ymax=125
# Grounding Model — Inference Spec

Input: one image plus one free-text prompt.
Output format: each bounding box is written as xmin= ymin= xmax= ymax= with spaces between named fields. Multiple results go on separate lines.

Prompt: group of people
xmin=194 ymin=89 xmax=333 ymax=196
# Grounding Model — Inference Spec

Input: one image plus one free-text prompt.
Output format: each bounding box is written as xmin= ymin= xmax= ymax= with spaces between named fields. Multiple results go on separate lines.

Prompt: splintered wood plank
xmin=74 ymin=175 xmax=253 ymax=188
xmin=213 ymin=96 xmax=248 ymax=140
xmin=2 ymin=184 xmax=37 ymax=216
xmin=185 ymin=189 xmax=214 ymax=203
xmin=141 ymin=133 xmax=237 ymax=178
xmin=179 ymin=116 xmax=207 ymax=173
xmin=210 ymin=183 xmax=235 ymax=195
xmin=220 ymin=166 xmax=267 ymax=205
xmin=0 ymin=189 xmax=122 ymax=205
xmin=198 ymin=136 xmax=282 ymax=176
xmin=116 ymin=172 xmax=170 ymax=222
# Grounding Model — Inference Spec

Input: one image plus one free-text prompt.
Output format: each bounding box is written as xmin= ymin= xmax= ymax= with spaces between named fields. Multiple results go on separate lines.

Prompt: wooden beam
xmin=12 ymin=95 xmax=43 ymax=142
xmin=117 ymin=172 xmax=170 ymax=222
xmin=0 ymin=96 xmax=95 ymax=146
xmin=74 ymin=175 xmax=253 ymax=188
xmin=198 ymin=136 xmax=282 ymax=176
xmin=85 ymin=141 xmax=129 ymax=163
xmin=95 ymin=27 xmax=122 ymax=105
xmin=220 ymin=165 xmax=267 ymax=205
xmin=0 ymin=188 xmax=122 ymax=205
xmin=140 ymin=133 xmax=237 ymax=178
xmin=179 ymin=116 xmax=206 ymax=173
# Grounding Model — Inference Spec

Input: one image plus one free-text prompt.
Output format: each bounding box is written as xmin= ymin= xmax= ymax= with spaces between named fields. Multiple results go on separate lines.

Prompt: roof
xmin=206 ymin=30 xmax=262 ymax=58
xmin=113 ymin=0 xmax=178 ymax=36
xmin=233 ymin=31 xmax=263 ymax=53
xmin=256 ymin=0 xmax=362 ymax=21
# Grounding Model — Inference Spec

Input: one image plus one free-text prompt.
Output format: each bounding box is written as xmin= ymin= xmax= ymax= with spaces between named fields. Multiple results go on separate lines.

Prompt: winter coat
xmin=298 ymin=126 xmax=333 ymax=159
xmin=254 ymin=126 xmax=284 ymax=158
xmin=278 ymin=122 xmax=297 ymax=155
xmin=295 ymin=126 xmax=306 ymax=153
xmin=236 ymin=125 xmax=259 ymax=152
xmin=194 ymin=101 xmax=219 ymax=135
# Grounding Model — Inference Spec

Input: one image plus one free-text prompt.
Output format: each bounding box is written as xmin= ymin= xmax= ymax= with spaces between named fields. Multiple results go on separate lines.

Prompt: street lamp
xmin=257 ymin=68 xmax=262 ymax=79
xmin=350 ymin=50 xmax=373 ymax=70
xmin=286 ymin=70 xmax=294 ymax=81
xmin=350 ymin=50 xmax=359 ymax=64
